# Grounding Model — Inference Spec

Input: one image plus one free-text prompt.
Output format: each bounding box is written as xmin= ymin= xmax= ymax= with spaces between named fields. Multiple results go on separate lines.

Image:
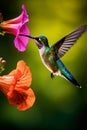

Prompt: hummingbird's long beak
xmin=19 ymin=34 xmax=41 ymax=48
xmin=19 ymin=34 xmax=35 ymax=39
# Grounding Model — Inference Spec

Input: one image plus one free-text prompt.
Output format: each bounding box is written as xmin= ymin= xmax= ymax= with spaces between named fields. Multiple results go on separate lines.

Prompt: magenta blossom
xmin=0 ymin=4 xmax=30 ymax=52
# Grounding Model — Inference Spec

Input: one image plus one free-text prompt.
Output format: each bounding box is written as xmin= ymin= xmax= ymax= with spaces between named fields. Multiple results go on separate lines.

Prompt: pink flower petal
xmin=14 ymin=24 xmax=30 ymax=51
xmin=0 ymin=4 xmax=30 ymax=52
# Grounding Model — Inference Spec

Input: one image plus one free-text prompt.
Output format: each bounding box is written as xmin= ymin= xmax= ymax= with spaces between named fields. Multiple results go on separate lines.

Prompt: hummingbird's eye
xmin=35 ymin=38 xmax=41 ymax=42
xmin=39 ymin=38 xmax=41 ymax=41
xmin=38 ymin=38 xmax=43 ymax=44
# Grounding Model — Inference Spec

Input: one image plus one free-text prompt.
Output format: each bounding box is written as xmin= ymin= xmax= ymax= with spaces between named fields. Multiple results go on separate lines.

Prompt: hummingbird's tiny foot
xmin=50 ymin=73 xmax=54 ymax=79
xmin=79 ymin=85 xmax=82 ymax=88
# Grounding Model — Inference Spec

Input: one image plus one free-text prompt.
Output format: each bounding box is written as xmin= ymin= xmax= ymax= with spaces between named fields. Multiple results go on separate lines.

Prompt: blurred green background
xmin=0 ymin=0 xmax=87 ymax=129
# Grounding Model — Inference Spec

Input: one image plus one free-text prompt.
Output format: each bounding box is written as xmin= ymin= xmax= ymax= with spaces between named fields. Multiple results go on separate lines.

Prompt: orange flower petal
xmin=7 ymin=88 xmax=35 ymax=111
xmin=17 ymin=88 xmax=35 ymax=111
xmin=9 ymin=60 xmax=32 ymax=89
xmin=0 ymin=76 xmax=15 ymax=95
xmin=0 ymin=60 xmax=35 ymax=111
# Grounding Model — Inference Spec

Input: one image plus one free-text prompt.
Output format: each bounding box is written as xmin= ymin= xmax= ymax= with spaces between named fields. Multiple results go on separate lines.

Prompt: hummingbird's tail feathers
xmin=57 ymin=59 xmax=81 ymax=88
xmin=61 ymin=70 xmax=81 ymax=88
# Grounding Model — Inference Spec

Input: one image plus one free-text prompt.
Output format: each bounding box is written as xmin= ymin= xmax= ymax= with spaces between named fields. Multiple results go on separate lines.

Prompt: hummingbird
xmin=19 ymin=25 xmax=87 ymax=88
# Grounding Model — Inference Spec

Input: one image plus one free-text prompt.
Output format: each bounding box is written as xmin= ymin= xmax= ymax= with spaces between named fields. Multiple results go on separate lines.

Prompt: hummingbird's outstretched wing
xmin=51 ymin=25 xmax=87 ymax=58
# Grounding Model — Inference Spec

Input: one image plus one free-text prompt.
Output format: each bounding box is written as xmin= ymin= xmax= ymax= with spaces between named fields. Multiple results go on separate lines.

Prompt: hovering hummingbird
xmin=20 ymin=25 xmax=87 ymax=88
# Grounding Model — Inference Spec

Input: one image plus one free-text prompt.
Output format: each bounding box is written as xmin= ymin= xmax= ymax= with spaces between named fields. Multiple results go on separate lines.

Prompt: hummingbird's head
xmin=33 ymin=35 xmax=49 ymax=49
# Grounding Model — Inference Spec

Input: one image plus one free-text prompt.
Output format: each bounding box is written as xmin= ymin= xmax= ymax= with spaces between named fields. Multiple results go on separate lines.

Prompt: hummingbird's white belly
xmin=40 ymin=57 xmax=62 ymax=77
xmin=39 ymin=46 xmax=59 ymax=75
xmin=39 ymin=46 xmax=53 ymax=73
xmin=41 ymin=56 xmax=53 ymax=73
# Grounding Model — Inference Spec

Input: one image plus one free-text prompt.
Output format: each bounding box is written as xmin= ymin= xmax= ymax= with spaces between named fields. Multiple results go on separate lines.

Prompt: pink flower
xmin=0 ymin=4 xmax=30 ymax=52
xmin=0 ymin=60 xmax=35 ymax=111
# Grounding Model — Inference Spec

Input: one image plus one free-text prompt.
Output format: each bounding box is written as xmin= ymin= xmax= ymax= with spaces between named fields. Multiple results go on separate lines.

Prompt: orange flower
xmin=0 ymin=60 xmax=35 ymax=111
